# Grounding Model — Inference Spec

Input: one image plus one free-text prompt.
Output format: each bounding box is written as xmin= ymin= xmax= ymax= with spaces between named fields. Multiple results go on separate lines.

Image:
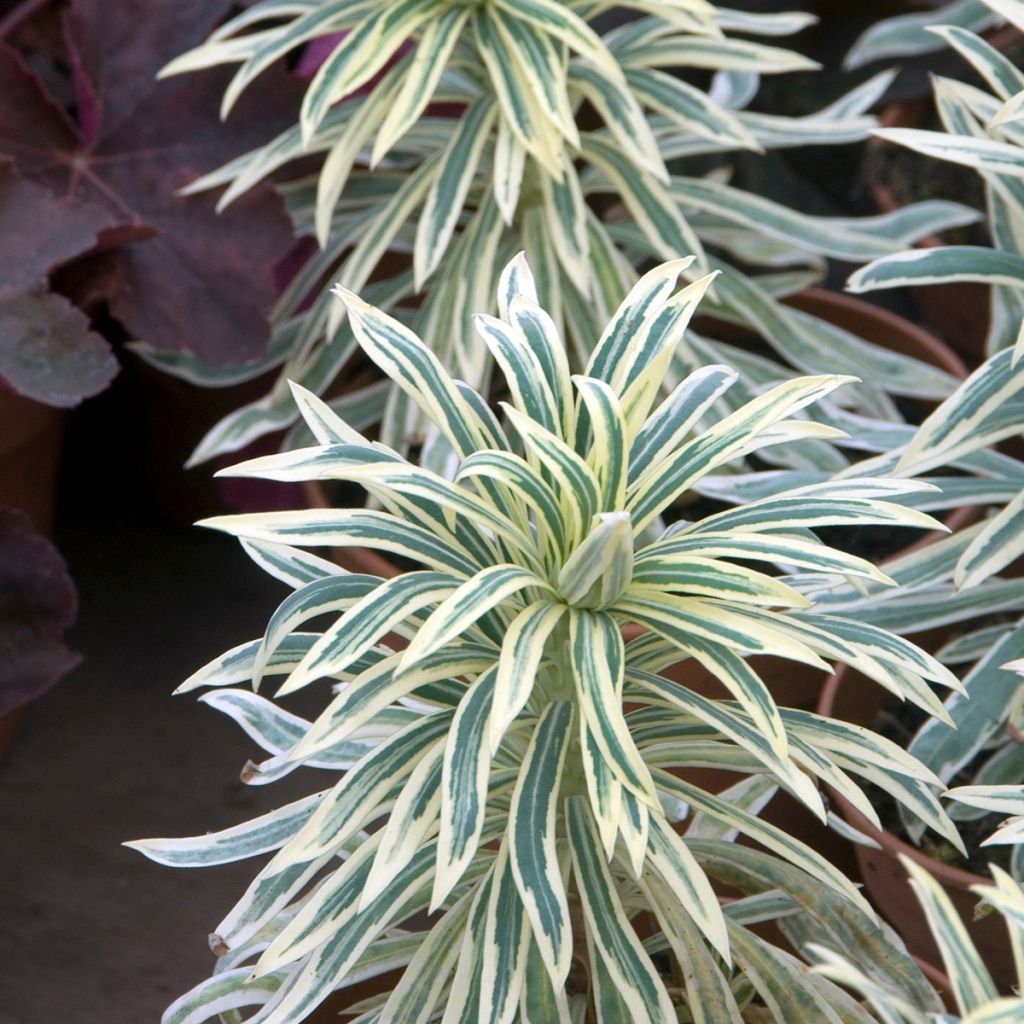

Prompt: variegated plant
xmin=812 ymin=665 xmax=1024 ymax=1020
xmin=849 ymin=0 xmax=1024 ymax=356
xmin=132 ymin=256 xmax=966 ymax=1023
xmin=813 ymin=854 xmax=1024 ymax=1022
xmin=951 ymin=774 xmax=1024 ymax=845
xmin=814 ymin=725 xmax=1024 ymax=1021
xmin=841 ymin=0 xmax=1024 ymax=872
xmin=773 ymin=345 xmax=1024 ymax=874
xmin=142 ymin=0 xmax=976 ymax=468
xmin=844 ymin=0 xmax=1002 ymax=72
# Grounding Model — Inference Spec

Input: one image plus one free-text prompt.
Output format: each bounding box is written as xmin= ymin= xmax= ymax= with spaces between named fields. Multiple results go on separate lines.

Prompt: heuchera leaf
xmin=0 ymin=160 xmax=116 ymax=404
xmin=0 ymin=0 xmax=304 ymax=366
xmin=0 ymin=508 xmax=80 ymax=716
xmin=0 ymin=159 xmax=107 ymax=299
xmin=0 ymin=291 xmax=115 ymax=407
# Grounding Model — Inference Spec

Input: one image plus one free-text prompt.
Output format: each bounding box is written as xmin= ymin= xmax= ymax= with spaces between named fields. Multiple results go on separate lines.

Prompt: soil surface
xmin=863 ymin=105 xmax=989 ymax=249
xmin=0 ymin=523 xmax=315 ymax=1024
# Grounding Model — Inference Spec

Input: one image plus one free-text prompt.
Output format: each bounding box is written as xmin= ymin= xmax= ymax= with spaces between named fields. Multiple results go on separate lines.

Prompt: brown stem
xmin=0 ymin=0 xmax=55 ymax=40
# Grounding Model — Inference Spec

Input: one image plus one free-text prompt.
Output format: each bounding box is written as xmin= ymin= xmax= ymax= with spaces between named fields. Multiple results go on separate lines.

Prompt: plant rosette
xmin=156 ymin=0 xmax=984 ymax=483
xmin=779 ymin=288 xmax=975 ymax=562
xmin=303 ymin=284 xmax=972 ymax=681
xmin=132 ymin=256 xmax=963 ymax=1024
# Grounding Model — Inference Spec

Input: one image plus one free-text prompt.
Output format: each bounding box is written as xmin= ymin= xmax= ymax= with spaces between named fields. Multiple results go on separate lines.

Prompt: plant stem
xmin=0 ymin=0 xmax=54 ymax=41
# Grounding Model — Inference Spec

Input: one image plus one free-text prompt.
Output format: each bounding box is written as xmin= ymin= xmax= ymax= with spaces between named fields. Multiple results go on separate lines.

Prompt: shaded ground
xmin=0 ymin=522 xmax=311 ymax=1023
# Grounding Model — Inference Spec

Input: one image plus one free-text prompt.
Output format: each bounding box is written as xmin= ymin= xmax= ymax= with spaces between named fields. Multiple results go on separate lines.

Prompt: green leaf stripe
xmin=628 ymin=365 xmax=737 ymax=480
xmin=491 ymin=602 xmax=566 ymax=749
xmin=335 ymin=288 xmax=489 ymax=459
xmin=415 ymin=97 xmax=496 ymax=284
xmin=572 ymin=609 xmax=659 ymax=803
xmin=201 ymin=508 xmax=479 ymax=576
xmin=281 ymin=711 xmax=455 ymax=866
xmin=434 ymin=667 xmax=499 ymax=908
xmin=566 ymin=798 xmax=676 ymax=1024
xmin=127 ymin=792 xmax=323 ymax=868
xmin=509 ymin=700 xmax=574 ymax=986
xmin=281 ymin=571 xmax=461 ymax=694
xmin=372 ymin=4 xmax=469 ymax=162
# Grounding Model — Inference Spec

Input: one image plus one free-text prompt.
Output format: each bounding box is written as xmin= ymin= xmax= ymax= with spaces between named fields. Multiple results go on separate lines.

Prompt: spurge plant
xmin=133 ymin=256 xmax=964 ymax=1023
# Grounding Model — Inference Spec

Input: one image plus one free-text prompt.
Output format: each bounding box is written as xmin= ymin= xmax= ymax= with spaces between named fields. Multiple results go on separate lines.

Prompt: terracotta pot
xmin=782 ymin=288 xmax=977 ymax=552
xmin=866 ymin=98 xmax=1005 ymax=366
xmin=784 ymin=285 xmax=968 ymax=379
xmin=709 ymin=284 xmax=968 ymax=433
xmin=0 ymin=388 xmax=62 ymax=535
xmin=914 ymin=956 xmax=956 ymax=1012
xmin=819 ymin=665 xmax=1016 ymax=990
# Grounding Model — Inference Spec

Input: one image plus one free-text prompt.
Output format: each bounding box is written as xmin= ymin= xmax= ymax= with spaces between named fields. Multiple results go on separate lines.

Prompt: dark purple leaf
xmin=0 ymin=40 xmax=81 ymax=180
xmin=0 ymin=159 xmax=108 ymax=298
xmin=0 ymin=0 xmax=306 ymax=365
xmin=62 ymin=0 xmax=231 ymax=141
xmin=0 ymin=290 xmax=116 ymax=406
xmin=0 ymin=507 xmax=80 ymax=716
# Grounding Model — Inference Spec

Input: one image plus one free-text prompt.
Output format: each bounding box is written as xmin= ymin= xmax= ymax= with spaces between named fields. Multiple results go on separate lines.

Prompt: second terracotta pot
xmin=786 ymin=288 xmax=976 ymax=546
xmin=783 ymin=285 xmax=967 ymax=380
xmin=819 ymin=665 xmax=1015 ymax=991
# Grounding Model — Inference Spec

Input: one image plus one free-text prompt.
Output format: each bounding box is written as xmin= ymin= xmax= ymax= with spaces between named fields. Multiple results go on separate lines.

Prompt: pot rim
xmin=785 ymin=286 xmax=967 ymax=379
xmin=819 ymin=664 xmax=991 ymax=893
xmin=783 ymin=287 xmax=975 ymax=551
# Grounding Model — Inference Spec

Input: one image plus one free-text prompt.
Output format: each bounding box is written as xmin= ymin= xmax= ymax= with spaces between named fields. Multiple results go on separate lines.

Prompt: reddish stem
xmin=0 ymin=0 xmax=54 ymax=41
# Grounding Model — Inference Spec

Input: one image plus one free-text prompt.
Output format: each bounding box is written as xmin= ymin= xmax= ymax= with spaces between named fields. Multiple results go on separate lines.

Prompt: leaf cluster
xmin=134 ymin=257 xmax=967 ymax=1023
xmin=0 ymin=0 xmax=301 ymax=406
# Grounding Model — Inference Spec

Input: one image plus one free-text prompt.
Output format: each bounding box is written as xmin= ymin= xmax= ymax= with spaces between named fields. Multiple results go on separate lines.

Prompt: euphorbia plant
xmin=848 ymin=0 xmax=1024 ymax=356
xmin=151 ymin=0 xmax=975 ymax=467
xmin=133 ymin=256 xmax=965 ymax=1022
xmin=801 ymin=347 xmax=1024 ymax=860
xmin=887 ymin=350 xmax=1024 ymax=853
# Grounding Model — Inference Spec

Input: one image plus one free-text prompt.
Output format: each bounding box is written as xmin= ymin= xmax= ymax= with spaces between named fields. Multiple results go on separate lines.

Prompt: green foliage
xmin=799 ymin=345 xmax=1024 ymax=845
xmin=144 ymin=0 xmax=976 ymax=468
xmin=837 ymin=0 xmax=1024 ymax=826
xmin=849 ymin=0 xmax=1024 ymax=356
xmin=133 ymin=258 xmax=962 ymax=1023
xmin=814 ymin=856 xmax=1024 ymax=1022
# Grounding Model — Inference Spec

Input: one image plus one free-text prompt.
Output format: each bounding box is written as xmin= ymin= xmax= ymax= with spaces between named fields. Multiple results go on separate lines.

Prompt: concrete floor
xmin=0 ymin=523 xmax=320 ymax=1023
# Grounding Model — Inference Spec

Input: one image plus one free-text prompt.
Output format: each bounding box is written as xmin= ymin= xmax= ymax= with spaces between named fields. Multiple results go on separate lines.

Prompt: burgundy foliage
xmin=0 ymin=0 xmax=305 ymax=406
xmin=0 ymin=507 xmax=79 ymax=715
